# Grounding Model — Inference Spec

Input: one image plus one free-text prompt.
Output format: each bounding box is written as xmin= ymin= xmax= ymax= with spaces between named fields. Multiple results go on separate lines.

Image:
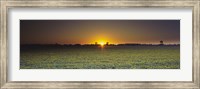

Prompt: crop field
xmin=20 ymin=45 xmax=180 ymax=69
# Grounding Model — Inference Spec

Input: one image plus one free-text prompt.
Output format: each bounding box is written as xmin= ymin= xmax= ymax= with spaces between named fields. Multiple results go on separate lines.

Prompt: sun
xmin=98 ymin=40 xmax=106 ymax=47
xmin=99 ymin=42 xmax=105 ymax=46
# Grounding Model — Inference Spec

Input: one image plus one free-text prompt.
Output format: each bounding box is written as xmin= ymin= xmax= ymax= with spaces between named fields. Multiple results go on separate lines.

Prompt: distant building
xmin=160 ymin=40 xmax=164 ymax=45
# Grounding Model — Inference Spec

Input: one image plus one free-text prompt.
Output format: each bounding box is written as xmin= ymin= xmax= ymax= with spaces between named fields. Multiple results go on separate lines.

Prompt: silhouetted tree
xmin=74 ymin=44 xmax=81 ymax=46
xmin=160 ymin=40 xmax=164 ymax=45
xmin=106 ymin=42 xmax=109 ymax=46
xmin=95 ymin=42 xmax=98 ymax=45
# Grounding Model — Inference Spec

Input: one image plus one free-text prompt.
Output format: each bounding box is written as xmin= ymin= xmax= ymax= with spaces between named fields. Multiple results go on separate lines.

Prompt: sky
xmin=20 ymin=20 xmax=180 ymax=44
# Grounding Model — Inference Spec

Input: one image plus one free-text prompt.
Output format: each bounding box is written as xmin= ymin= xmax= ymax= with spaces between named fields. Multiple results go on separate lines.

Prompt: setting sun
xmin=99 ymin=41 xmax=105 ymax=46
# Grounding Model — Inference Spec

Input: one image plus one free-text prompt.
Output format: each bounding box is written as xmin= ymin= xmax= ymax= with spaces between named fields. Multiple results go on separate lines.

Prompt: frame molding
xmin=0 ymin=0 xmax=199 ymax=88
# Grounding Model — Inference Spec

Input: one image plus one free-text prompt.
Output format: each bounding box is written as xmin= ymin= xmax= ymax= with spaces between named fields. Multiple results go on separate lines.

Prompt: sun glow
xmin=99 ymin=42 xmax=105 ymax=46
xmin=97 ymin=40 xmax=106 ymax=47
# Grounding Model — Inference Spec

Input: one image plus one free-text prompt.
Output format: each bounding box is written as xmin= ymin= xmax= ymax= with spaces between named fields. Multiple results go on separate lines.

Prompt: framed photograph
xmin=0 ymin=0 xmax=199 ymax=89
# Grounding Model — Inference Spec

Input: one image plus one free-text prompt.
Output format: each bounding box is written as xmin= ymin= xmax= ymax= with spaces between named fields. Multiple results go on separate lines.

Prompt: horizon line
xmin=20 ymin=43 xmax=180 ymax=45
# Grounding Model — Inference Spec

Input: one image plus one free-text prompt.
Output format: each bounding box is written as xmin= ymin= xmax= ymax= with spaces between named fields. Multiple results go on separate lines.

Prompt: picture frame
xmin=0 ymin=0 xmax=199 ymax=89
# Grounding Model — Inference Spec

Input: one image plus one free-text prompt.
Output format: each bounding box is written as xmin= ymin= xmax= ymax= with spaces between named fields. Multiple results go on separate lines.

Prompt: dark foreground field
xmin=20 ymin=45 xmax=180 ymax=69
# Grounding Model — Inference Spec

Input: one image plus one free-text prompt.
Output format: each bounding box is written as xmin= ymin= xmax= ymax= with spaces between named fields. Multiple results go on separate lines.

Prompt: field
xmin=20 ymin=45 xmax=180 ymax=69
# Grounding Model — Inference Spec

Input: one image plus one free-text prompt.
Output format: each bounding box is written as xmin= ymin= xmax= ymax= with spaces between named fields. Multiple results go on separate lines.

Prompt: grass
xmin=20 ymin=45 xmax=180 ymax=69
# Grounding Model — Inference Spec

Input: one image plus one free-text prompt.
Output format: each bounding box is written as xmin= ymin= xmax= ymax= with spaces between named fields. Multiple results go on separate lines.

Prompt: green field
xmin=20 ymin=45 xmax=180 ymax=69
